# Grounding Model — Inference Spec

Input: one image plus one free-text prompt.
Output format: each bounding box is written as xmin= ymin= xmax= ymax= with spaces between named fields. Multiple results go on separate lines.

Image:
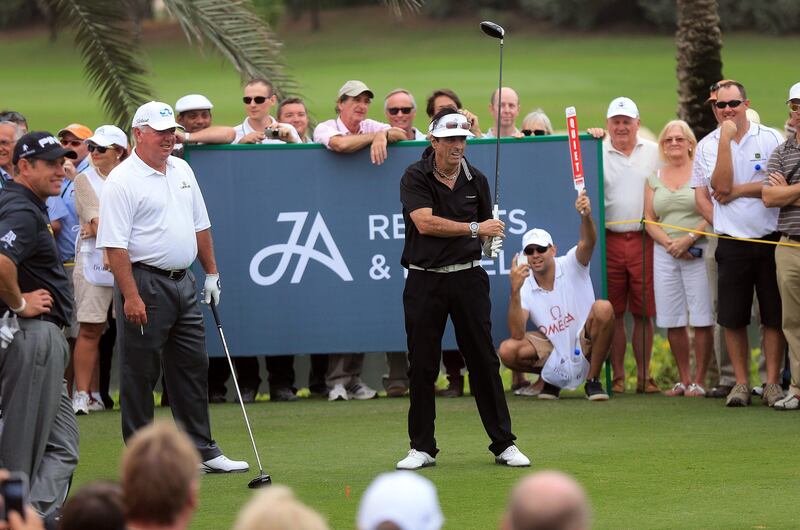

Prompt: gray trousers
xmin=0 ymin=319 xmax=79 ymax=517
xmin=326 ymin=353 xmax=365 ymax=388
xmin=384 ymin=352 xmax=409 ymax=390
xmin=116 ymin=267 xmax=221 ymax=461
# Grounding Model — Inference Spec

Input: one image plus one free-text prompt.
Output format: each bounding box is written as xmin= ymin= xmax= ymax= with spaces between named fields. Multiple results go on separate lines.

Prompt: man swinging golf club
xmin=396 ymin=109 xmax=529 ymax=470
xmin=498 ymin=192 xmax=614 ymax=401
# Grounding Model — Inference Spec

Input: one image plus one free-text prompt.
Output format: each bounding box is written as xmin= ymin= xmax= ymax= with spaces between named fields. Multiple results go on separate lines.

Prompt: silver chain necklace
xmin=433 ymin=159 xmax=459 ymax=181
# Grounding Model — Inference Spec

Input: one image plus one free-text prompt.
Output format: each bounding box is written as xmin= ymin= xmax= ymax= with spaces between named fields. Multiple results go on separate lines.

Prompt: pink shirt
xmin=312 ymin=117 xmax=389 ymax=148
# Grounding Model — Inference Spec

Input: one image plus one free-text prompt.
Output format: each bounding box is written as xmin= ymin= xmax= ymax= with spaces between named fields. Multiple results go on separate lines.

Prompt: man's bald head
xmin=503 ymin=471 xmax=590 ymax=530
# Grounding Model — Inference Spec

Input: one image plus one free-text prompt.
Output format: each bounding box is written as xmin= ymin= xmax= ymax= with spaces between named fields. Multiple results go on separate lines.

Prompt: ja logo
xmin=249 ymin=212 xmax=353 ymax=286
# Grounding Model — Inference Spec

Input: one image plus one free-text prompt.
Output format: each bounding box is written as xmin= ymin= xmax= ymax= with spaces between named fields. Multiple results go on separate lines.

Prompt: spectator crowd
xmin=0 ymin=75 xmax=798 ymax=527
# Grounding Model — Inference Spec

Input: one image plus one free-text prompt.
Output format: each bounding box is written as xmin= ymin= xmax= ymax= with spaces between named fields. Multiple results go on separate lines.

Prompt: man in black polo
xmin=396 ymin=110 xmax=529 ymax=470
xmin=0 ymin=131 xmax=80 ymax=518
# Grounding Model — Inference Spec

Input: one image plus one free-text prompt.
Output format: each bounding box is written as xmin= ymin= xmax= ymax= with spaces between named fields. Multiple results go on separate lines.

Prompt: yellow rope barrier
xmin=605 ymin=219 xmax=800 ymax=248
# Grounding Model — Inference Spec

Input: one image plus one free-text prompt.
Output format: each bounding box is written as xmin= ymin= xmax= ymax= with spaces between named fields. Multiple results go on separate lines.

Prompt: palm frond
xmin=51 ymin=0 xmax=153 ymax=128
xmin=383 ymin=0 xmax=422 ymax=19
xmin=162 ymin=0 xmax=298 ymax=99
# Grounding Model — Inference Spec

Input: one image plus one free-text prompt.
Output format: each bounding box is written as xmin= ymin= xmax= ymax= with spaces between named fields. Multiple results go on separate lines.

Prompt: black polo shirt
xmin=0 ymin=182 xmax=73 ymax=326
xmin=400 ymin=155 xmax=492 ymax=269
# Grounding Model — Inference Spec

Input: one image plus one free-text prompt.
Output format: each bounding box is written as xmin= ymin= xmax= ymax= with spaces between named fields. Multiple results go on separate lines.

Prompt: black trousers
xmin=403 ymin=266 xmax=515 ymax=457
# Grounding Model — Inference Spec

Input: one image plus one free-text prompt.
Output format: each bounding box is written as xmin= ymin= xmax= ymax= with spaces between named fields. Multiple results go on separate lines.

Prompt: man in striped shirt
xmin=763 ymin=81 xmax=800 ymax=410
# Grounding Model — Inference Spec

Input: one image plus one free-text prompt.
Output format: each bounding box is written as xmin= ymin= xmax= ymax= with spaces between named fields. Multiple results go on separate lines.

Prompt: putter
xmin=209 ymin=301 xmax=271 ymax=488
xmin=480 ymin=20 xmax=505 ymax=257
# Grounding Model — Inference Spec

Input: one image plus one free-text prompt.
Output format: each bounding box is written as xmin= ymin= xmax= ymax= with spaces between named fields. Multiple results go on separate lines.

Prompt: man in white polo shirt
xmin=588 ymin=97 xmax=659 ymax=394
xmin=692 ymin=80 xmax=786 ymax=407
xmin=97 ymin=101 xmax=248 ymax=472
xmin=313 ymin=80 xmax=407 ymax=165
xmin=499 ymin=192 xmax=614 ymax=401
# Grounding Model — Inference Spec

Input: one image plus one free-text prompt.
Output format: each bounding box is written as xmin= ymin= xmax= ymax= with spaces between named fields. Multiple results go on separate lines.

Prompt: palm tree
xmin=35 ymin=0 xmax=419 ymax=128
xmin=675 ymin=0 xmax=722 ymax=140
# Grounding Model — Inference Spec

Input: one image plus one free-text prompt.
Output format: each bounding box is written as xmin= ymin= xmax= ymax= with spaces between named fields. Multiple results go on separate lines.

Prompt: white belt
xmin=408 ymin=260 xmax=482 ymax=273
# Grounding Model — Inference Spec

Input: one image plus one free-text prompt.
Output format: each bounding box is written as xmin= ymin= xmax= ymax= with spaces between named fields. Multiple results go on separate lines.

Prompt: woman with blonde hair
xmin=71 ymin=125 xmax=129 ymax=414
xmin=644 ymin=120 xmax=713 ymax=397
xmin=233 ymin=485 xmax=330 ymax=530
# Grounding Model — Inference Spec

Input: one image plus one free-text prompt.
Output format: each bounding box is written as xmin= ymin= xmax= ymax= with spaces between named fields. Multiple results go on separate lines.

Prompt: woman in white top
xmin=644 ymin=120 xmax=713 ymax=397
xmin=71 ymin=125 xmax=129 ymax=415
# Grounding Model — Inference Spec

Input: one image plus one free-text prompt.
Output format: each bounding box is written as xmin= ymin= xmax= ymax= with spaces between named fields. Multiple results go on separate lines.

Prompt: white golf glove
xmin=0 ymin=310 xmax=20 ymax=348
xmin=202 ymin=274 xmax=221 ymax=306
xmin=482 ymin=237 xmax=503 ymax=258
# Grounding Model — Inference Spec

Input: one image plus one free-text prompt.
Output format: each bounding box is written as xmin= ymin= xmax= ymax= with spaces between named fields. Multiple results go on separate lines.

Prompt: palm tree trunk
xmin=675 ymin=0 xmax=723 ymax=140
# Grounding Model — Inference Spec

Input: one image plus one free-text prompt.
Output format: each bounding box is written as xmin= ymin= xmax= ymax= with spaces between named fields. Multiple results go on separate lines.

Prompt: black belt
xmin=133 ymin=262 xmax=187 ymax=280
xmin=34 ymin=314 xmax=67 ymax=329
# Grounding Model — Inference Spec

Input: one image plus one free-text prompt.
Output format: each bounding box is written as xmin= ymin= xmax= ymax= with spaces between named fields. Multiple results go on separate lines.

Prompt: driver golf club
xmin=209 ymin=301 xmax=271 ymax=488
xmin=480 ymin=20 xmax=505 ymax=257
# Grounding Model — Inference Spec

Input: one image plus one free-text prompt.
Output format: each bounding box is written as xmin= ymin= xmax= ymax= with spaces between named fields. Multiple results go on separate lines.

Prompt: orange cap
xmin=57 ymin=123 xmax=93 ymax=140
xmin=705 ymin=79 xmax=740 ymax=105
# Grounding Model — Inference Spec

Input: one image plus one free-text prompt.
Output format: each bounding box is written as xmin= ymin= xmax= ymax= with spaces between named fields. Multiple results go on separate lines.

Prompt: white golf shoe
xmin=328 ymin=384 xmax=349 ymax=401
xmin=347 ymin=383 xmax=377 ymax=400
xmin=200 ymin=455 xmax=249 ymax=474
xmin=396 ymin=449 xmax=436 ymax=470
xmin=72 ymin=391 xmax=90 ymax=415
xmin=495 ymin=445 xmax=531 ymax=467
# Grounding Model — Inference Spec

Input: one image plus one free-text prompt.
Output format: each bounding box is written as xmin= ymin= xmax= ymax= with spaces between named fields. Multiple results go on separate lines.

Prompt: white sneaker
xmin=87 ymin=398 xmax=105 ymax=412
xmin=396 ymin=449 xmax=435 ymax=470
xmin=200 ymin=454 xmax=249 ymax=473
xmin=347 ymin=382 xmax=377 ymax=400
xmin=72 ymin=391 xmax=90 ymax=415
xmin=328 ymin=384 xmax=349 ymax=401
xmin=495 ymin=445 xmax=531 ymax=467
xmin=774 ymin=393 xmax=800 ymax=411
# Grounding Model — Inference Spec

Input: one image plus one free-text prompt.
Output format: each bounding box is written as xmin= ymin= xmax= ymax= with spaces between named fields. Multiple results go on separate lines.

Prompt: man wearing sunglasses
xmin=313 ymin=80 xmax=407 ymax=166
xmin=762 ymin=82 xmax=800 ymax=410
xmin=692 ymin=80 xmax=785 ymax=408
xmin=384 ymin=89 xmax=426 ymax=141
xmin=499 ymin=192 xmax=613 ymax=401
xmin=397 ymin=110 xmax=529 ymax=470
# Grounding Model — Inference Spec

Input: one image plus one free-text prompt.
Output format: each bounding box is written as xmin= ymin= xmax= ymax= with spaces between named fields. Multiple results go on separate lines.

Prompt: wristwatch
xmin=469 ymin=222 xmax=479 ymax=238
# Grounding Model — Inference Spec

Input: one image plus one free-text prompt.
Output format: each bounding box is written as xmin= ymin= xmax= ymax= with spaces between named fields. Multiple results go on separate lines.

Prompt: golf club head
xmin=480 ymin=21 xmax=505 ymax=39
xmin=248 ymin=473 xmax=272 ymax=489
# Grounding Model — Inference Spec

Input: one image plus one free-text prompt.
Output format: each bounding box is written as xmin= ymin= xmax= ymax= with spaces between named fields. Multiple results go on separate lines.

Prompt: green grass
xmin=3 ymin=7 xmax=799 ymax=136
xmin=73 ymin=390 xmax=800 ymax=530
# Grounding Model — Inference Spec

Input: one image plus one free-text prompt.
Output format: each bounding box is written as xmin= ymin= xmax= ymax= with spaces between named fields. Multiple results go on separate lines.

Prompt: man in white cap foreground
xmin=588 ymin=97 xmax=659 ymax=394
xmin=97 ymin=101 xmax=248 ymax=472
xmin=499 ymin=192 xmax=613 ymax=401
xmin=397 ymin=109 xmax=529 ymax=470
xmin=357 ymin=471 xmax=444 ymax=530
xmin=501 ymin=471 xmax=592 ymax=530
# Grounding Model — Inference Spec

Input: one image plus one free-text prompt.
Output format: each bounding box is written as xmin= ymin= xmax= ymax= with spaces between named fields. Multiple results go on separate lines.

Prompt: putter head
xmin=480 ymin=21 xmax=505 ymax=39
xmin=248 ymin=473 xmax=272 ymax=489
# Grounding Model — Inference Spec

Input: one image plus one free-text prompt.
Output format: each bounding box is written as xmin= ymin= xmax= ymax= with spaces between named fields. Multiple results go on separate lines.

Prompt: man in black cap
xmin=0 ymin=131 xmax=80 ymax=519
xmin=396 ymin=110 xmax=529 ymax=470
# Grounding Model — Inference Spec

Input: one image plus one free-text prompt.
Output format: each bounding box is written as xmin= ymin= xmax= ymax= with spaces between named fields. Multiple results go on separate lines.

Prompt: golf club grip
xmin=210 ymin=300 xmax=222 ymax=327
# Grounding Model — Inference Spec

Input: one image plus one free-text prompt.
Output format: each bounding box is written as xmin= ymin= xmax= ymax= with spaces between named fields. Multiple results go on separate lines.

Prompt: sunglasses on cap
xmin=388 ymin=107 xmax=414 ymax=115
xmin=441 ymin=121 xmax=471 ymax=130
xmin=714 ymin=100 xmax=743 ymax=109
xmin=524 ymin=245 xmax=550 ymax=255
xmin=522 ymin=129 xmax=546 ymax=137
xmin=243 ymin=96 xmax=269 ymax=105
xmin=60 ymin=139 xmax=83 ymax=148
xmin=789 ymin=102 xmax=800 ymax=112
xmin=87 ymin=144 xmax=112 ymax=154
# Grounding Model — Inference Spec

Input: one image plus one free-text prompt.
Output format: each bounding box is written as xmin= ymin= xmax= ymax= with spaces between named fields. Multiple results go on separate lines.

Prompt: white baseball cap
xmin=86 ymin=125 xmax=128 ymax=149
xmin=357 ymin=471 xmax=444 ymax=530
xmin=338 ymin=80 xmax=374 ymax=99
xmin=175 ymin=94 xmax=214 ymax=113
xmin=131 ymin=101 xmax=182 ymax=131
xmin=606 ymin=97 xmax=639 ymax=119
xmin=428 ymin=113 xmax=475 ymax=138
xmin=522 ymin=228 xmax=554 ymax=250
xmin=787 ymin=82 xmax=800 ymax=103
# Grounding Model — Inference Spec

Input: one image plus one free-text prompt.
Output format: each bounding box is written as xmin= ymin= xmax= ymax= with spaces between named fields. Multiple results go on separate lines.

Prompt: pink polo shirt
xmin=312 ymin=117 xmax=390 ymax=148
